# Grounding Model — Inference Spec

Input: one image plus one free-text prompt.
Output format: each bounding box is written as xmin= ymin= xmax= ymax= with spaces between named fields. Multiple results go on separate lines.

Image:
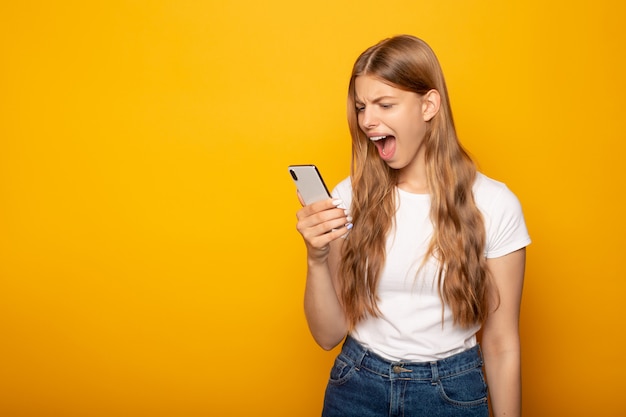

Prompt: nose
xmin=360 ymin=107 xmax=379 ymax=130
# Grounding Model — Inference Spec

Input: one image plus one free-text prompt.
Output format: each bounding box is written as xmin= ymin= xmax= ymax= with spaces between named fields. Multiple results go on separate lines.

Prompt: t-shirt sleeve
xmin=483 ymin=185 xmax=531 ymax=258
xmin=331 ymin=177 xmax=352 ymax=211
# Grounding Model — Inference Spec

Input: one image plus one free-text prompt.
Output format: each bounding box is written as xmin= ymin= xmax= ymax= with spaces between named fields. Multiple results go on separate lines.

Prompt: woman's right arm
xmin=296 ymin=198 xmax=351 ymax=350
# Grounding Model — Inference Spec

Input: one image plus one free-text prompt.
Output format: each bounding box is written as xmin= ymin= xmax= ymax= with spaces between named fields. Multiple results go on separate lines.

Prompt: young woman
xmin=295 ymin=35 xmax=530 ymax=417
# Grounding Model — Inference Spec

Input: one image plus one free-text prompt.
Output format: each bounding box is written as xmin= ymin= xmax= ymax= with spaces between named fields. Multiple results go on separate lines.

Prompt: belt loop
xmin=355 ymin=349 xmax=367 ymax=369
xmin=430 ymin=361 xmax=439 ymax=384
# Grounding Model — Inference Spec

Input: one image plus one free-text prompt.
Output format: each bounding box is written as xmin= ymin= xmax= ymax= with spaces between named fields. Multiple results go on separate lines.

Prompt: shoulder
xmin=473 ymin=172 xmax=522 ymax=213
xmin=473 ymin=172 xmax=531 ymax=257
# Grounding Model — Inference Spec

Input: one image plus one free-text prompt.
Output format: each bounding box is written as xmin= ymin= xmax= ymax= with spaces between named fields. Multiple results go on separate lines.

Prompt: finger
xmin=296 ymin=198 xmax=344 ymax=220
xmin=306 ymin=223 xmax=352 ymax=249
xmin=296 ymin=208 xmax=350 ymax=236
xmin=298 ymin=213 xmax=352 ymax=242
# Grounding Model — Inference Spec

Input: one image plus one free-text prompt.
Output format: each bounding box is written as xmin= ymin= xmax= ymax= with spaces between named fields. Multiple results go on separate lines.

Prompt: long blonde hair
xmin=339 ymin=35 xmax=490 ymax=329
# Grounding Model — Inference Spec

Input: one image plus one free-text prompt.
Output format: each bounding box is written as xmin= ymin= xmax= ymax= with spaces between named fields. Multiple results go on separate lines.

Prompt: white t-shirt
xmin=332 ymin=172 xmax=531 ymax=362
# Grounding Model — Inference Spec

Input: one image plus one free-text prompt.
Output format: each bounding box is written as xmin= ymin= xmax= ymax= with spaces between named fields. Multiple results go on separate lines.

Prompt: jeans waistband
xmin=340 ymin=335 xmax=483 ymax=382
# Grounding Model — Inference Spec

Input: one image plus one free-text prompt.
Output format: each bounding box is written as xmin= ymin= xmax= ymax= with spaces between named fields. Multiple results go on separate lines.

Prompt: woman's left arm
xmin=481 ymin=247 xmax=526 ymax=417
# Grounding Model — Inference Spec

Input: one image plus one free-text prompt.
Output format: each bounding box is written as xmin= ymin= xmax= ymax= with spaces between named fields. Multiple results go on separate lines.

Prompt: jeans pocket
xmin=328 ymin=354 xmax=357 ymax=386
xmin=437 ymin=365 xmax=488 ymax=407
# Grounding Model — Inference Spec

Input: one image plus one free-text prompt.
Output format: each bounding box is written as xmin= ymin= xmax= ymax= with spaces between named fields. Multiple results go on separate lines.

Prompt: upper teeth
xmin=370 ymin=136 xmax=387 ymax=141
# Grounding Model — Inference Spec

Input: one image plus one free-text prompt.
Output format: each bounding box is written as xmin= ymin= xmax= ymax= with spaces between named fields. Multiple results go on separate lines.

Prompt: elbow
xmin=480 ymin=333 xmax=520 ymax=358
xmin=319 ymin=342 xmax=336 ymax=351
xmin=305 ymin=315 xmax=348 ymax=351
xmin=318 ymin=340 xmax=340 ymax=351
xmin=313 ymin=333 xmax=346 ymax=351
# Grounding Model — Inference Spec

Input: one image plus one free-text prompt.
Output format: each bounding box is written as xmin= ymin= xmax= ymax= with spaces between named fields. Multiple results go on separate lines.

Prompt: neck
xmin=397 ymin=154 xmax=428 ymax=194
xmin=397 ymin=179 xmax=429 ymax=194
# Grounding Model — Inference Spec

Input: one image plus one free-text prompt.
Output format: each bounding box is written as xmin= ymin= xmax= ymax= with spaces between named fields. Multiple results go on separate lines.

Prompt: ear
xmin=422 ymin=89 xmax=441 ymax=122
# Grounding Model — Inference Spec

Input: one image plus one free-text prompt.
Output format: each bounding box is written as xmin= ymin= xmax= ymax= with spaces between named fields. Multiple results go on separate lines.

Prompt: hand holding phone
xmin=290 ymin=164 xmax=352 ymax=253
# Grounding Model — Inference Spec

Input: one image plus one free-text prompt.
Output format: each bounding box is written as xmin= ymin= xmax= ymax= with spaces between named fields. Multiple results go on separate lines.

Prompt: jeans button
xmin=392 ymin=365 xmax=412 ymax=373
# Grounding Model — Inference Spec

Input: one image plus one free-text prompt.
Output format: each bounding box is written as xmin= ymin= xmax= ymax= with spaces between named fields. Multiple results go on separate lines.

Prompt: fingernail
xmin=346 ymin=223 xmax=353 ymax=230
xmin=346 ymin=215 xmax=353 ymax=222
xmin=344 ymin=209 xmax=351 ymax=216
xmin=332 ymin=199 xmax=343 ymax=206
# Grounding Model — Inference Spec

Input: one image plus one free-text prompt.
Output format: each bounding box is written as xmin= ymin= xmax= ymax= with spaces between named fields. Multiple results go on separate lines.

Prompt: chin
xmin=384 ymin=159 xmax=406 ymax=170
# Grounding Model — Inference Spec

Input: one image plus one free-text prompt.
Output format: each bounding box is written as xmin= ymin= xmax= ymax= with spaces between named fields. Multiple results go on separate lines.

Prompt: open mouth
xmin=370 ymin=135 xmax=396 ymax=158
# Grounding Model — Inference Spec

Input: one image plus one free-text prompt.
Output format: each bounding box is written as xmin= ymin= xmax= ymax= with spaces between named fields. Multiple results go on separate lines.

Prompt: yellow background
xmin=1 ymin=1 xmax=624 ymax=416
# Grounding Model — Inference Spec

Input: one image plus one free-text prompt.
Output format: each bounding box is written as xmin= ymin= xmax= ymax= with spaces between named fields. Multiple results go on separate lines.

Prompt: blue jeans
xmin=322 ymin=336 xmax=489 ymax=417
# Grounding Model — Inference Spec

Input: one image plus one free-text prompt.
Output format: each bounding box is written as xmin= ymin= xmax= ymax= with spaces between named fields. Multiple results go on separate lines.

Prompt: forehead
xmin=354 ymin=75 xmax=409 ymax=101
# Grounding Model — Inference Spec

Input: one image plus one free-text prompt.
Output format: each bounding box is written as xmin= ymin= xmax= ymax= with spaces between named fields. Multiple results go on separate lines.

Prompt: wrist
xmin=306 ymin=245 xmax=330 ymax=265
xmin=307 ymin=253 xmax=329 ymax=268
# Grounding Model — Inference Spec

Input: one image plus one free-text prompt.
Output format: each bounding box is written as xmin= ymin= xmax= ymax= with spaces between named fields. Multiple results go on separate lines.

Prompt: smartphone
xmin=288 ymin=164 xmax=331 ymax=205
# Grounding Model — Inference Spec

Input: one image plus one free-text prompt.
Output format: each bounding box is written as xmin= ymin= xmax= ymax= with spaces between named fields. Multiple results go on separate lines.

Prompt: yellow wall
xmin=1 ymin=1 xmax=624 ymax=416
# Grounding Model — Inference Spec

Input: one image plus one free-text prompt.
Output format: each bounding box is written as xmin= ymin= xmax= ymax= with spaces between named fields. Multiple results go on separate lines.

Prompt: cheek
xmin=393 ymin=116 xmax=415 ymax=136
xmin=407 ymin=114 xmax=428 ymax=137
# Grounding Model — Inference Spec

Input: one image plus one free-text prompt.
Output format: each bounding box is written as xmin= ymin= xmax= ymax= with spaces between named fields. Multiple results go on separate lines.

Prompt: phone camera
xmin=289 ymin=169 xmax=298 ymax=181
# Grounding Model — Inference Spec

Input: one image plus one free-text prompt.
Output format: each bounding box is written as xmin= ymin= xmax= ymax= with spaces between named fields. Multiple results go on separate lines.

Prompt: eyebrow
xmin=354 ymin=95 xmax=396 ymax=104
